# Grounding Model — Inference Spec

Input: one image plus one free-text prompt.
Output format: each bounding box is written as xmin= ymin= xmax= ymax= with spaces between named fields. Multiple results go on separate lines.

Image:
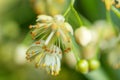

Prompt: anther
xmin=31 ymin=31 xmax=36 ymax=37
xmin=51 ymin=23 xmax=57 ymax=30
xmin=42 ymin=63 xmax=46 ymax=67
xmin=56 ymin=31 xmax=60 ymax=37
xmin=32 ymin=51 xmax=35 ymax=55
xmin=35 ymin=63 xmax=39 ymax=68
xmin=26 ymin=56 xmax=30 ymax=60
xmin=35 ymin=41 xmax=40 ymax=44
xmin=29 ymin=25 xmax=34 ymax=29
xmin=67 ymin=48 xmax=71 ymax=51
xmin=51 ymin=50 xmax=54 ymax=53
xmin=35 ymin=24 xmax=40 ymax=28
xmin=44 ymin=25 xmax=48 ymax=29
xmin=42 ymin=46 xmax=47 ymax=49
xmin=59 ymin=52 xmax=62 ymax=54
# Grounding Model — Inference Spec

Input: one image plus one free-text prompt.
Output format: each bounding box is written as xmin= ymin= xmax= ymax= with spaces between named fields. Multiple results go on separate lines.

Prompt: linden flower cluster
xmin=26 ymin=15 xmax=73 ymax=75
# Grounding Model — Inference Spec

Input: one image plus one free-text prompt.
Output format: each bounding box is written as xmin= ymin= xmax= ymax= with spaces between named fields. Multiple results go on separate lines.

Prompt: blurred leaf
xmin=65 ymin=5 xmax=83 ymax=30
xmin=74 ymin=0 xmax=106 ymax=22
xmin=86 ymin=68 xmax=110 ymax=80
xmin=112 ymin=6 xmax=120 ymax=18
xmin=22 ymin=32 xmax=33 ymax=46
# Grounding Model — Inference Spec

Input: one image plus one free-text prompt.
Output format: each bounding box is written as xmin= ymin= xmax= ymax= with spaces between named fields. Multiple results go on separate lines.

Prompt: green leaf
xmin=22 ymin=32 xmax=33 ymax=46
xmin=65 ymin=6 xmax=83 ymax=30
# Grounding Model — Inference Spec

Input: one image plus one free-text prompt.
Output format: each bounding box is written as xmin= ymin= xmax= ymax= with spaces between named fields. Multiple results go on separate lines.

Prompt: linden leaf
xmin=65 ymin=5 xmax=83 ymax=30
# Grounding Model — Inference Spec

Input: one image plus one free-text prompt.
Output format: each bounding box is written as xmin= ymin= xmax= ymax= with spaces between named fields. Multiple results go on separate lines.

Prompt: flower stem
xmin=70 ymin=34 xmax=80 ymax=61
xmin=106 ymin=10 xmax=111 ymax=23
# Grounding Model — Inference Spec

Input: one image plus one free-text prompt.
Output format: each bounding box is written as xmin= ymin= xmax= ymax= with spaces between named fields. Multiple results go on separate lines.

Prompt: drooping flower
xmin=26 ymin=40 xmax=62 ymax=75
xmin=26 ymin=14 xmax=73 ymax=75
xmin=29 ymin=14 xmax=73 ymax=53
xmin=75 ymin=26 xmax=92 ymax=47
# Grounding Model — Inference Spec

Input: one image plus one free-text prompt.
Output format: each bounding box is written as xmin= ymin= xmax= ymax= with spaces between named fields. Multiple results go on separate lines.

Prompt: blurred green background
xmin=0 ymin=0 xmax=120 ymax=80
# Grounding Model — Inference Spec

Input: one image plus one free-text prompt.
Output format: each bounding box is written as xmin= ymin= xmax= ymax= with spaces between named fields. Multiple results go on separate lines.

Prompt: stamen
xmin=38 ymin=23 xmax=52 ymax=29
xmin=40 ymin=31 xmax=50 ymax=40
xmin=26 ymin=52 xmax=30 ymax=55
xmin=34 ymin=26 xmax=51 ymax=39
xmin=31 ymin=31 xmax=36 ymax=37
xmin=27 ymin=50 xmax=41 ymax=60
xmin=51 ymin=50 xmax=54 ymax=53
xmin=54 ymin=71 xmax=59 ymax=76
xmin=37 ymin=53 xmax=45 ymax=67
xmin=52 ymin=46 xmax=56 ymax=53
xmin=56 ymin=31 xmax=60 ymax=37
xmin=64 ymin=49 xmax=67 ymax=53
xmin=45 ymin=31 xmax=55 ymax=45
xmin=67 ymin=48 xmax=71 ymax=51
xmin=51 ymin=71 xmax=54 ymax=75
xmin=42 ymin=63 xmax=46 ymax=67
xmin=35 ymin=41 xmax=40 ymax=44
xmin=42 ymin=46 xmax=47 ymax=49
xmin=58 ymin=37 xmax=61 ymax=48
xmin=32 ymin=51 xmax=35 ymax=55
xmin=35 ymin=63 xmax=39 ymax=68
xmin=64 ymin=48 xmax=71 ymax=53
xmin=59 ymin=52 xmax=62 ymax=54
xmin=26 ymin=56 xmax=30 ymax=60
xmin=29 ymin=25 xmax=35 ymax=29
xmin=51 ymin=23 xmax=58 ymax=30
xmin=45 ymin=47 xmax=51 ymax=52
xmin=59 ymin=29 xmax=67 ymax=41
xmin=35 ymin=24 xmax=40 ymax=28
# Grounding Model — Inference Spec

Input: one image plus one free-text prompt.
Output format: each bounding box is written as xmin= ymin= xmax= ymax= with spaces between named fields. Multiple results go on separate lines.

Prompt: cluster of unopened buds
xmin=26 ymin=14 xmax=73 ymax=75
xmin=76 ymin=59 xmax=100 ymax=74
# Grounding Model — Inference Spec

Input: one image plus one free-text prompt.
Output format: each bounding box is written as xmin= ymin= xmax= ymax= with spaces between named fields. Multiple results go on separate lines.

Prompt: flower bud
xmin=76 ymin=59 xmax=89 ymax=74
xmin=88 ymin=59 xmax=100 ymax=71
xmin=75 ymin=26 xmax=92 ymax=47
